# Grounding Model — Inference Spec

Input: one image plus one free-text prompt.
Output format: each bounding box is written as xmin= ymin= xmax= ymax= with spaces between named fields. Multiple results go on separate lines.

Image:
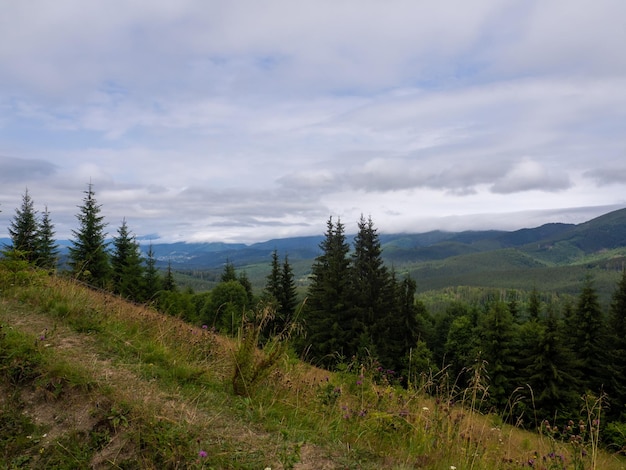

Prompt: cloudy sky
xmin=1 ymin=0 xmax=625 ymax=244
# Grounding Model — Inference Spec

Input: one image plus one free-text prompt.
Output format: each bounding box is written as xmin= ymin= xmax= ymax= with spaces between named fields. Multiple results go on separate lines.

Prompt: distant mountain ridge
xmin=0 ymin=209 xmax=626 ymax=294
xmin=141 ymin=207 xmax=626 ymax=269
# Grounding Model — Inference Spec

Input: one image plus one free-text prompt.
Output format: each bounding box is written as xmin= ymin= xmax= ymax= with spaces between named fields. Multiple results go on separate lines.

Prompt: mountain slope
xmin=2 ymin=269 xmax=624 ymax=469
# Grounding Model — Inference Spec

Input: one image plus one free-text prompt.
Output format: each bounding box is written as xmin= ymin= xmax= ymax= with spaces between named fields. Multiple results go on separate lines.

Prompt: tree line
xmin=301 ymin=217 xmax=626 ymax=446
xmin=0 ymin=183 xmax=299 ymax=336
xmin=3 ymin=184 xmax=626 ymax=446
xmin=2 ymin=184 xmax=165 ymax=302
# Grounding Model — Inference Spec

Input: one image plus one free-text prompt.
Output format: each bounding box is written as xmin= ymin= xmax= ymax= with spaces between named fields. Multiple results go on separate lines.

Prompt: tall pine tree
xmin=349 ymin=215 xmax=393 ymax=360
xmin=569 ymin=274 xmax=607 ymax=394
xmin=304 ymin=217 xmax=351 ymax=367
xmin=521 ymin=303 xmax=580 ymax=421
xmin=35 ymin=206 xmax=59 ymax=270
xmin=143 ymin=242 xmax=162 ymax=302
xmin=7 ymin=188 xmax=39 ymax=263
xmin=263 ymin=250 xmax=298 ymax=336
xmin=479 ymin=301 xmax=517 ymax=410
xmin=68 ymin=183 xmax=110 ymax=288
xmin=264 ymin=250 xmax=282 ymax=303
xmin=280 ymin=255 xmax=298 ymax=324
xmin=606 ymin=270 xmax=626 ymax=419
xmin=111 ymin=219 xmax=145 ymax=300
xmin=379 ymin=273 xmax=422 ymax=377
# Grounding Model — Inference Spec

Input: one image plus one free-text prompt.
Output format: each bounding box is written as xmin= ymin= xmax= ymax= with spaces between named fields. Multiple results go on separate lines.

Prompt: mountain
xmin=3 ymin=207 xmax=626 ymax=299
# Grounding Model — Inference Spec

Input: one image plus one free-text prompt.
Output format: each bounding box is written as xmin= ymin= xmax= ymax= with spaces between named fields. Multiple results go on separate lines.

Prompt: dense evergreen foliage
xmin=262 ymin=250 xmax=298 ymax=337
xmin=4 ymin=191 xmax=58 ymax=269
xmin=35 ymin=206 xmax=59 ymax=270
xmin=303 ymin=217 xmax=352 ymax=367
xmin=6 ymin=189 xmax=39 ymax=263
xmin=111 ymin=219 xmax=145 ymax=300
xmin=4 ymin=186 xmax=626 ymax=450
xmin=302 ymin=215 xmax=423 ymax=377
xmin=68 ymin=183 xmax=111 ymax=287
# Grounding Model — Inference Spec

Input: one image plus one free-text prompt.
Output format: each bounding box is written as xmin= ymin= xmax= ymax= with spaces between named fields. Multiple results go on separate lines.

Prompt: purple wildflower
xmin=198 ymin=450 xmax=208 ymax=458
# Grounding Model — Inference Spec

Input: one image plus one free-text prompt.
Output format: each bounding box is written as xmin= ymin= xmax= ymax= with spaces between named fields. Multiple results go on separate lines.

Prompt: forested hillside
xmin=3 ymin=184 xmax=626 ymax=467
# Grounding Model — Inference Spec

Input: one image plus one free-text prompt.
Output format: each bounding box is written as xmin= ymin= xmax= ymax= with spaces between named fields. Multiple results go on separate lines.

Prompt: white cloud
xmin=491 ymin=158 xmax=571 ymax=194
xmin=0 ymin=0 xmax=625 ymax=243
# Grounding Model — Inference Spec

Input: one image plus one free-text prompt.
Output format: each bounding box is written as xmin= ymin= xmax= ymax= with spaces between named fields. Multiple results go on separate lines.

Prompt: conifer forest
xmin=2 ymin=182 xmax=626 ymax=455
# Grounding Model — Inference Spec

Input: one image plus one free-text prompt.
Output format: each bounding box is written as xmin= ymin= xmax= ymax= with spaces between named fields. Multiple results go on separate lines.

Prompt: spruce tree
xmin=264 ymin=250 xmax=282 ymax=305
xmin=237 ymin=271 xmax=253 ymax=305
xmin=570 ymin=274 xmax=607 ymax=394
xmin=432 ymin=302 xmax=469 ymax=367
xmin=263 ymin=250 xmax=298 ymax=336
xmin=527 ymin=286 xmax=541 ymax=322
xmin=479 ymin=301 xmax=517 ymax=410
xmin=7 ymin=188 xmax=38 ymax=263
xmin=68 ymin=183 xmax=110 ymax=287
xmin=221 ymin=260 xmax=237 ymax=282
xmin=110 ymin=219 xmax=145 ymax=300
xmin=521 ymin=303 xmax=580 ymax=421
xmin=304 ymin=217 xmax=351 ymax=367
xmin=162 ymin=261 xmax=177 ymax=292
xmin=606 ymin=270 xmax=626 ymax=419
xmin=349 ymin=215 xmax=392 ymax=360
xmin=279 ymin=255 xmax=298 ymax=323
xmin=445 ymin=312 xmax=480 ymax=385
xmin=262 ymin=250 xmax=283 ymax=337
xmin=35 ymin=206 xmax=59 ymax=270
xmin=143 ymin=243 xmax=162 ymax=302
xmin=380 ymin=273 xmax=422 ymax=378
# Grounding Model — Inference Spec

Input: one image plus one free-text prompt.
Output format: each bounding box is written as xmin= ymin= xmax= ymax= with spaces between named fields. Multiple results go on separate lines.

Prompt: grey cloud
xmin=276 ymin=170 xmax=339 ymax=192
xmin=0 ymin=155 xmax=57 ymax=182
xmin=344 ymin=155 xmax=509 ymax=194
xmin=584 ymin=167 xmax=626 ymax=185
xmin=490 ymin=159 xmax=571 ymax=194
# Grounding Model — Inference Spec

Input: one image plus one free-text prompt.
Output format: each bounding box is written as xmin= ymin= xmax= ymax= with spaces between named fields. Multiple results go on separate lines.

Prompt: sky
xmin=1 ymin=0 xmax=625 ymax=244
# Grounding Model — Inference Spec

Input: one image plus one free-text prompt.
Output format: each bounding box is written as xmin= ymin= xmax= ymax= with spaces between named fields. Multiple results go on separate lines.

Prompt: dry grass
xmin=2 ymin=270 xmax=626 ymax=468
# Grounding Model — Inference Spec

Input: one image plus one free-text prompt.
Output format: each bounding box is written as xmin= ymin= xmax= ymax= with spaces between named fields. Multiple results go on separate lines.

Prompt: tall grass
xmin=1 ymin=266 xmax=626 ymax=468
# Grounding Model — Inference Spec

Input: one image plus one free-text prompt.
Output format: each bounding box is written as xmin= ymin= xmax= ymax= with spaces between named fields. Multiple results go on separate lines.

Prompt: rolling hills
xmin=152 ymin=207 xmax=626 ymax=301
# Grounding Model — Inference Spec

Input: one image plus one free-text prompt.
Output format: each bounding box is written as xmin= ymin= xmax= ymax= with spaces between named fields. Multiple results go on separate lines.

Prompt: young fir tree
xmin=221 ymin=260 xmax=237 ymax=282
xmin=479 ymin=301 xmax=517 ymax=410
xmin=68 ymin=183 xmax=110 ymax=287
xmin=279 ymin=255 xmax=298 ymax=324
xmin=110 ymin=219 xmax=145 ymax=300
xmin=237 ymin=271 xmax=254 ymax=305
xmin=521 ymin=303 xmax=580 ymax=421
xmin=507 ymin=290 xmax=520 ymax=321
xmin=379 ymin=273 xmax=422 ymax=378
xmin=263 ymin=250 xmax=284 ymax=336
xmin=432 ymin=302 xmax=470 ymax=368
xmin=569 ymin=274 xmax=607 ymax=394
xmin=264 ymin=250 xmax=282 ymax=305
xmin=35 ymin=206 xmax=59 ymax=270
xmin=7 ymin=188 xmax=39 ymax=263
xmin=445 ymin=312 xmax=480 ymax=385
xmin=263 ymin=250 xmax=298 ymax=336
xmin=143 ymin=242 xmax=162 ymax=302
xmin=304 ymin=217 xmax=351 ymax=368
xmin=606 ymin=270 xmax=626 ymax=419
xmin=527 ymin=286 xmax=541 ymax=322
xmin=162 ymin=261 xmax=177 ymax=292
xmin=349 ymin=215 xmax=392 ymax=360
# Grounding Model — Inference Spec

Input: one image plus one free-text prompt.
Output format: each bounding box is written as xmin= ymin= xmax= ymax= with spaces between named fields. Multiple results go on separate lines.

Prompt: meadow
xmin=1 ymin=266 xmax=626 ymax=469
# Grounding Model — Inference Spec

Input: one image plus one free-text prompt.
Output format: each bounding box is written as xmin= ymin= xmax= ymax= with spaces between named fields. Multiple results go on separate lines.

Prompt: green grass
xmin=2 ymin=267 xmax=626 ymax=469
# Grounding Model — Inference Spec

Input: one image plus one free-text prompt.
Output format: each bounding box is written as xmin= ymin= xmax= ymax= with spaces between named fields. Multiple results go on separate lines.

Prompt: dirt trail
xmin=1 ymin=300 xmax=339 ymax=469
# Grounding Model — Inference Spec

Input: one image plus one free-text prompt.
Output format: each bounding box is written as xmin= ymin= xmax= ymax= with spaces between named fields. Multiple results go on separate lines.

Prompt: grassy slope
xmin=2 ymin=270 xmax=626 ymax=469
